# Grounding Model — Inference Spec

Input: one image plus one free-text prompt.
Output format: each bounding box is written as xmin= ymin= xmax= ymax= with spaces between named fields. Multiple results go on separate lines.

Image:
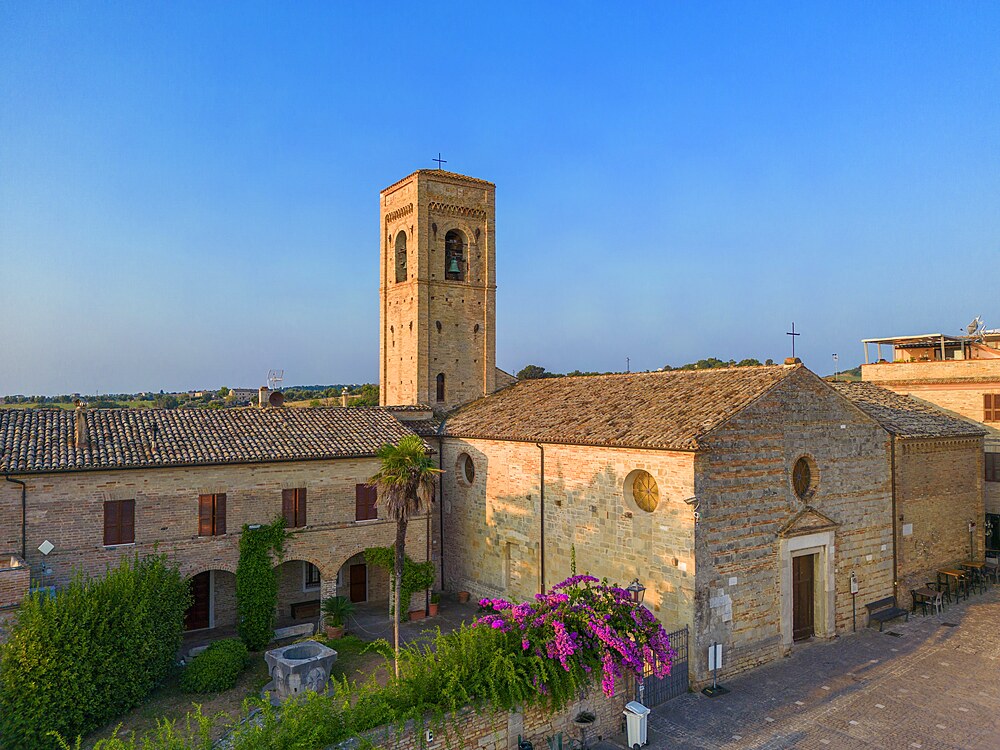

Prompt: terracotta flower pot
xmin=325 ymin=624 xmax=345 ymax=639
xmin=457 ymin=591 xmax=470 ymax=604
xmin=409 ymin=609 xmax=426 ymax=621
xmin=428 ymin=602 xmax=439 ymax=617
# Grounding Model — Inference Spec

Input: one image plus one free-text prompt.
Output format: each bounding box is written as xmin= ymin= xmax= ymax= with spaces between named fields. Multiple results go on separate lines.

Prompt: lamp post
xmin=626 ymin=578 xmax=646 ymax=605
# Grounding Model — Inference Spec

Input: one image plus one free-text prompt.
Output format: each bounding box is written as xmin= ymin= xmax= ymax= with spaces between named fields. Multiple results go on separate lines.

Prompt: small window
xmin=436 ymin=373 xmax=446 ymax=403
xmin=282 ymin=488 xmax=307 ymax=528
xmin=458 ymin=453 xmax=475 ymax=484
xmin=985 ymin=394 xmax=1000 ymax=422
xmin=792 ymin=456 xmax=818 ymax=501
xmin=198 ymin=493 xmax=226 ymax=536
xmin=355 ymin=484 xmax=378 ymax=521
xmin=395 ymin=231 xmax=407 ymax=283
xmin=630 ymin=470 xmax=659 ymax=513
xmin=444 ymin=229 xmax=465 ymax=281
xmin=987 ymin=453 xmax=1000 ymax=483
xmin=303 ymin=562 xmax=321 ymax=590
xmin=104 ymin=499 xmax=135 ymax=546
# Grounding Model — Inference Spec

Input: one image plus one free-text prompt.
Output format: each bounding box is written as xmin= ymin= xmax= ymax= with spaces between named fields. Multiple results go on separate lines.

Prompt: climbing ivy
xmin=236 ymin=517 xmax=288 ymax=651
xmin=364 ymin=547 xmax=435 ymax=616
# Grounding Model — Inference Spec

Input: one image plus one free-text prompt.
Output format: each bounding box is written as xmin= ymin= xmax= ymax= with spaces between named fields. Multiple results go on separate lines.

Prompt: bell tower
xmin=379 ymin=169 xmax=497 ymax=411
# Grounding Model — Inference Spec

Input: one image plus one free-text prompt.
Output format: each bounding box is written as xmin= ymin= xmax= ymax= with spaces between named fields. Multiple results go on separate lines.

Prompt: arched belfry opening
xmin=445 ymin=229 xmax=465 ymax=281
xmin=395 ymin=231 xmax=407 ymax=283
xmin=436 ymin=373 xmax=446 ymax=403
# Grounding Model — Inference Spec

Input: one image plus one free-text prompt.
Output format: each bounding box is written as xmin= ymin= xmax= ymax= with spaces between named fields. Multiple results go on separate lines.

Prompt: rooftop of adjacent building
xmin=0 ymin=406 xmax=419 ymax=474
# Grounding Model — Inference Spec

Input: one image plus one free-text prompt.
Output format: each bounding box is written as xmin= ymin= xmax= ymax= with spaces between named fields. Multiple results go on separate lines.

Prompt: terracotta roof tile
xmin=829 ymin=382 xmax=987 ymax=439
xmin=0 ymin=407 xmax=417 ymax=474
xmin=443 ymin=365 xmax=800 ymax=450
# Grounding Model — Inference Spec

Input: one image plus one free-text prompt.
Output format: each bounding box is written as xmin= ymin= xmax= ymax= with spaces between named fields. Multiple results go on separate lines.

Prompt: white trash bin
xmin=623 ymin=700 xmax=650 ymax=748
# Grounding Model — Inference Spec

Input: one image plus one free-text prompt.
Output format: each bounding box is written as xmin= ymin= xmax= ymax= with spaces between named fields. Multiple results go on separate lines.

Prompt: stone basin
xmin=263 ymin=640 xmax=337 ymax=703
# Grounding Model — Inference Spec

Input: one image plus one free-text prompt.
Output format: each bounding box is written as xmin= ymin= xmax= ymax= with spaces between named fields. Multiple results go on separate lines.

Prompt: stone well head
xmin=264 ymin=640 xmax=337 ymax=703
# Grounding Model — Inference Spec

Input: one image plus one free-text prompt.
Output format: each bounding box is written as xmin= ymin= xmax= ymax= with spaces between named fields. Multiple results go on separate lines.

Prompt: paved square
xmin=635 ymin=588 xmax=1000 ymax=749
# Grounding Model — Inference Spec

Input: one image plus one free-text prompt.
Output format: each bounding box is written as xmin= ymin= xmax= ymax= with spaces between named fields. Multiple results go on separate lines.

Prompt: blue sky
xmin=2 ymin=2 xmax=998 ymax=394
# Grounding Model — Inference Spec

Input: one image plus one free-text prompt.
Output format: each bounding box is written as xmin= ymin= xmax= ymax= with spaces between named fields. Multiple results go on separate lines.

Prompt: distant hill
xmin=825 ymin=365 xmax=861 ymax=382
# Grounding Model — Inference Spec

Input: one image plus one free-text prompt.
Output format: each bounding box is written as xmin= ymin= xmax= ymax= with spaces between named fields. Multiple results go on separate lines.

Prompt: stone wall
xmin=895 ymin=436 xmax=985 ymax=601
xmin=0 ymin=460 xmax=430 ymax=633
xmin=440 ymin=438 xmax=698 ymax=635
xmin=693 ymin=368 xmax=894 ymax=684
xmin=357 ymin=689 xmax=626 ymax=750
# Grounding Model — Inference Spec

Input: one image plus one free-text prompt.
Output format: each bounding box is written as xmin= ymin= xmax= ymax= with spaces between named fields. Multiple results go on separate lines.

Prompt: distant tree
xmin=153 ymin=394 xmax=179 ymax=409
xmin=218 ymin=386 xmax=230 ymax=398
xmin=736 ymin=358 xmax=764 ymax=367
xmin=765 ymin=358 xmax=775 ymax=366
xmin=351 ymin=384 xmax=380 ymax=407
xmin=517 ymin=364 xmax=551 ymax=380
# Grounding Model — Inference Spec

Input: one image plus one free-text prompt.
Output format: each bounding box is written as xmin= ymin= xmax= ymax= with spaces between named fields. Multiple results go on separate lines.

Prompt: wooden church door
xmin=792 ymin=554 xmax=816 ymax=642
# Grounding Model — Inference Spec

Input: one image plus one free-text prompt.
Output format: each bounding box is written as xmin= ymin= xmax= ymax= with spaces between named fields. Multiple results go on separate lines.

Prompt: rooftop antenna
xmin=832 ymin=353 xmax=839 ymax=381
xmin=267 ymin=369 xmax=284 ymax=391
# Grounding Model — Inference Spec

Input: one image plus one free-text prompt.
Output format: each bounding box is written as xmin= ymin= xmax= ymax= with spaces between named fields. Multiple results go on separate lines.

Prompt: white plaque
xmin=38 ymin=540 xmax=54 ymax=556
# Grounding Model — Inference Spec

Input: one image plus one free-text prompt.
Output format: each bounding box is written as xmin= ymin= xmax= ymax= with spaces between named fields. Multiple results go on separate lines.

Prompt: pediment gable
xmin=778 ymin=506 xmax=839 ymax=538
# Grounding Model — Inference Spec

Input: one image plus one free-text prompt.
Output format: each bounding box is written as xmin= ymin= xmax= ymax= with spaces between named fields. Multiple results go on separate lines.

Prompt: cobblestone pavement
xmin=631 ymin=588 xmax=1000 ymax=749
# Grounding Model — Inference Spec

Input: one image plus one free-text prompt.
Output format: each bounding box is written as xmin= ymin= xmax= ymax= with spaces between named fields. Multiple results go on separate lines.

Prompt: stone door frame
xmin=779 ymin=530 xmax=835 ymax=649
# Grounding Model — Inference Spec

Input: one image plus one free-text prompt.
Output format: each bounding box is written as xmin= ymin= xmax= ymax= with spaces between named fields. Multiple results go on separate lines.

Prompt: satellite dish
xmin=967 ymin=317 xmax=981 ymax=335
xmin=268 ymin=391 xmax=285 ymax=407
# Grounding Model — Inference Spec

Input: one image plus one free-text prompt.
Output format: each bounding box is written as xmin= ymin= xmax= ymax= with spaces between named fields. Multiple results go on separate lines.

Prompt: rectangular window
xmin=198 ymin=493 xmax=226 ymax=536
xmin=987 ymin=453 xmax=1000 ymax=483
xmin=282 ymin=488 xmax=307 ymax=528
xmin=355 ymin=484 xmax=378 ymax=521
xmin=304 ymin=562 xmax=321 ymax=590
xmin=986 ymin=394 xmax=1000 ymax=422
xmin=103 ymin=499 xmax=135 ymax=546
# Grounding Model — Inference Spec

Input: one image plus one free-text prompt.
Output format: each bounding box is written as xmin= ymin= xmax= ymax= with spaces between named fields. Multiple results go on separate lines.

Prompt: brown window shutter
xmin=214 ymin=493 xmax=226 ymax=535
xmin=198 ymin=495 xmax=213 ymax=536
xmin=296 ymin=488 xmax=307 ymax=528
xmin=104 ymin=501 xmax=119 ymax=546
xmin=355 ymin=485 xmax=366 ymax=521
xmin=282 ymin=489 xmax=295 ymax=527
xmin=121 ymin=499 xmax=135 ymax=544
xmin=368 ymin=486 xmax=378 ymax=520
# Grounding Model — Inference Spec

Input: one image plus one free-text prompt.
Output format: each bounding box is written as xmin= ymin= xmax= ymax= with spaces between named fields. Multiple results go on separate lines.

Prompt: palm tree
xmin=367 ymin=435 xmax=441 ymax=677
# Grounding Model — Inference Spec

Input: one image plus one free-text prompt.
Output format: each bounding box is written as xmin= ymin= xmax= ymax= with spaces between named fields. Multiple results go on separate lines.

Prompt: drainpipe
xmin=4 ymin=473 xmax=27 ymax=559
xmin=536 ymin=443 xmax=546 ymax=595
xmin=890 ymin=438 xmax=899 ymax=597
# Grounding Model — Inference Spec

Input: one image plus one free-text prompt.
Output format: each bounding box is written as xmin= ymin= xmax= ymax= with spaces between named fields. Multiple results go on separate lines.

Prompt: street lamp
xmin=626 ymin=578 xmax=646 ymax=604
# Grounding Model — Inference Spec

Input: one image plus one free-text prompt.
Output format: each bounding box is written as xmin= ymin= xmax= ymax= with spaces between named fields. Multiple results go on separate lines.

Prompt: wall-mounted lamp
xmin=626 ymin=578 xmax=646 ymax=604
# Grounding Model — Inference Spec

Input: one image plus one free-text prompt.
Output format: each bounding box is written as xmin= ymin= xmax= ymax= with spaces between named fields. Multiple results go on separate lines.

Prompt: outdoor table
xmin=911 ymin=587 xmax=943 ymax=616
xmin=937 ymin=569 xmax=968 ymax=601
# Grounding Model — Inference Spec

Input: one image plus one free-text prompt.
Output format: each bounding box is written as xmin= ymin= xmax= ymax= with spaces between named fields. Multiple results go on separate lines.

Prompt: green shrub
xmin=180 ymin=638 xmax=250 ymax=693
xmin=0 ymin=554 xmax=190 ymax=750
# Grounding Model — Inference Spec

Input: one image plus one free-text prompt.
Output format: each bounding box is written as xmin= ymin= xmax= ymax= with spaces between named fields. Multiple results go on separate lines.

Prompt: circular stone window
xmin=629 ymin=470 xmax=659 ymax=513
xmin=458 ymin=453 xmax=475 ymax=484
xmin=792 ymin=456 xmax=818 ymax=501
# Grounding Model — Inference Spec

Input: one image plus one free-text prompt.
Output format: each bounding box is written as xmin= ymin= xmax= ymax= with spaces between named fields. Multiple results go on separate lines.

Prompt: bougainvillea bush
xmin=475 ymin=574 xmax=674 ymax=699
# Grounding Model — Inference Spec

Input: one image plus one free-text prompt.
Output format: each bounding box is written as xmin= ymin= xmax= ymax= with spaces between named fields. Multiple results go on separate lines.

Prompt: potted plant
xmin=321 ymin=595 xmax=354 ymax=639
xmin=409 ymin=606 xmax=425 ymax=621
xmin=457 ymin=590 xmax=471 ymax=604
xmin=429 ymin=592 xmax=440 ymax=616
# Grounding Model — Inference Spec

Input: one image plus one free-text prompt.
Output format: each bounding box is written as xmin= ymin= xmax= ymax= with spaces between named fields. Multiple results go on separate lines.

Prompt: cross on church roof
xmin=433 ymin=153 xmax=447 ymax=170
xmin=786 ymin=322 xmax=801 ymax=359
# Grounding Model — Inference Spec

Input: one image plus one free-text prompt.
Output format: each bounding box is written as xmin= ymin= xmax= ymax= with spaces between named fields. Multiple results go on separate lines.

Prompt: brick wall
xmin=357 ymin=688 xmax=626 ymax=750
xmin=440 ymin=438 xmax=698 ymax=636
xmin=863 ymin=359 xmax=1000 ymax=385
xmin=693 ymin=368 xmax=894 ymax=683
xmin=895 ymin=437 xmax=985 ymax=601
xmin=0 ymin=459 xmax=431 ymax=633
xmin=0 ymin=555 xmax=29 ymax=609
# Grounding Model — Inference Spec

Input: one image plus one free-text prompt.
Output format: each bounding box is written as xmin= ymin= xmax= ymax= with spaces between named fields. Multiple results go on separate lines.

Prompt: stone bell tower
xmin=379 ymin=169 xmax=497 ymax=412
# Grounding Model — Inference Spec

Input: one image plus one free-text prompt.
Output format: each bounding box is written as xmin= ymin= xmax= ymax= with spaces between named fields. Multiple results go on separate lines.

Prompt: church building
xmin=379 ymin=168 xmax=986 ymax=687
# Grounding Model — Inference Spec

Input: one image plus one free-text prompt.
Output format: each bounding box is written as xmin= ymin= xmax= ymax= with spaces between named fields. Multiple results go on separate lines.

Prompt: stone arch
xmin=182 ymin=566 xmax=238 ymax=632
xmin=394 ymin=229 xmax=407 ymax=283
xmin=437 ymin=219 xmax=480 ymax=280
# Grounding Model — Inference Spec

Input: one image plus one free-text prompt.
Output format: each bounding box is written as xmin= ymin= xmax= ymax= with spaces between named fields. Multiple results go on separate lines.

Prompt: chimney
xmin=74 ymin=401 xmax=89 ymax=450
xmin=784 ymin=357 xmax=802 ymax=365
xmin=340 ymin=387 xmax=350 ymax=407
xmin=258 ymin=385 xmax=270 ymax=408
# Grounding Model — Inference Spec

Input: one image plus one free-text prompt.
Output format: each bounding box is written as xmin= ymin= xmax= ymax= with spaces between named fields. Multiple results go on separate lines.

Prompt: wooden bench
xmin=865 ymin=596 xmax=909 ymax=631
xmin=289 ymin=599 xmax=320 ymax=619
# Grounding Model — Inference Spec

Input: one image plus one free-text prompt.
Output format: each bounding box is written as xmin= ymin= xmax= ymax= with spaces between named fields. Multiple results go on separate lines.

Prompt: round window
xmin=459 ymin=453 xmax=475 ymax=484
xmin=630 ymin=470 xmax=659 ymax=513
xmin=792 ymin=456 xmax=818 ymax=501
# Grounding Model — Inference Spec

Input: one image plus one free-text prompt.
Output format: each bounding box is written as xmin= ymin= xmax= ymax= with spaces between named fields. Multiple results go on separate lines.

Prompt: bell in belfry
xmin=447 ymin=256 xmax=461 ymax=274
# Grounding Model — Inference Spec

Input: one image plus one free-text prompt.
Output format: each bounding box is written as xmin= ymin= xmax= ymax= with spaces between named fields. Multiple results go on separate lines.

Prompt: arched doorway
xmin=274 ymin=559 xmax=326 ymax=625
xmin=184 ymin=569 xmax=237 ymax=632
